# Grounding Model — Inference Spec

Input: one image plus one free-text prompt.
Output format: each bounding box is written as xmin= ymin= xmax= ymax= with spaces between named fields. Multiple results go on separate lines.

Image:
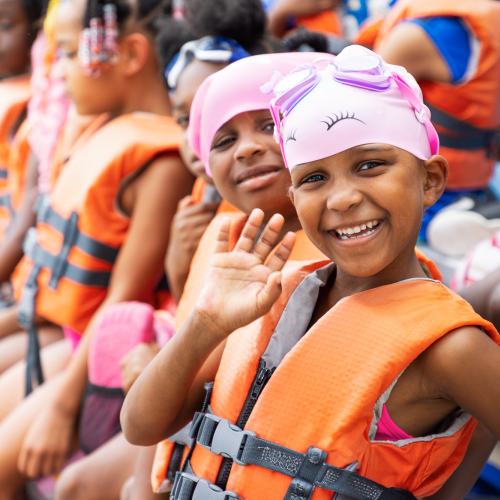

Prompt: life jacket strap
xmin=426 ymin=102 xmax=500 ymax=153
xmin=0 ymin=193 xmax=14 ymax=216
xmin=0 ymin=168 xmax=8 ymax=179
xmin=172 ymin=472 xmax=239 ymax=500
xmin=189 ymin=413 xmax=417 ymax=500
xmin=23 ymin=228 xmax=112 ymax=288
xmin=36 ymin=194 xmax=120 ymax=265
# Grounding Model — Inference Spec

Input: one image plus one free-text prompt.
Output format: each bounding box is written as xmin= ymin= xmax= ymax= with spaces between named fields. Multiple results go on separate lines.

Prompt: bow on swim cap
xmin=267 ymin=45 xmax=439 ymax=170
xmin=187 ymin=52 xmax=333 ymax=177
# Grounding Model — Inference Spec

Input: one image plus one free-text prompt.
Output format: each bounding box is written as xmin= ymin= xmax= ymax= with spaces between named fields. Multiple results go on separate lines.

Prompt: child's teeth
xmin=336 ymin=220 xmax=380 ymax=240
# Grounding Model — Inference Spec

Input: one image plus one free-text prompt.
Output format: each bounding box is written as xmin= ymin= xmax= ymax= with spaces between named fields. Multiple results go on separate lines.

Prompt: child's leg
xmin=0 ymin=373 xmax=66 ymax=500
xmin=0 ymin=325 xmax=65 ymax=374
xmin=129 ymin=446 xmax=169 ymax=500
xmin=54 ymin=433 xmax=140 ymax=500
xmin=0 ymin=339 xmax=70 ymax=422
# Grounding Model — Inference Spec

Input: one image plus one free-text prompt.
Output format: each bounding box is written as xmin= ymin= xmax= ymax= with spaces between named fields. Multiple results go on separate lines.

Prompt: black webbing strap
xmin=23 ymin=229 xmax=112 ymax=288
xmin=191 ymin=413 xmax=417 ymax=500
xmin=18 ymin=265 xmax=44 ymax=395
xmin=36 ymin=194 xmax=119 ymax=265
xmin=0 ymin=169 xmax=7 ymax=179
xmin=426 ymin=102 xmax=500 ymax=151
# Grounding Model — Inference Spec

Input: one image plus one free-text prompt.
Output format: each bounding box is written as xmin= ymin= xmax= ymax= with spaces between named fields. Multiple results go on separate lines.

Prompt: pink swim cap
xmin=268 ymin=45 xmax=439 ymax=170
xmin=187 ymin=52 xmax=333 ymax=176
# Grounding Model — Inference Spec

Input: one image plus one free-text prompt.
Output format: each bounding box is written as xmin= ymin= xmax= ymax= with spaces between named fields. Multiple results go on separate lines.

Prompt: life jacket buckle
xmin=171 ymin=472 xmax=239 ymax=500
xmin=198 ymin=414 xmax=256 ymax=466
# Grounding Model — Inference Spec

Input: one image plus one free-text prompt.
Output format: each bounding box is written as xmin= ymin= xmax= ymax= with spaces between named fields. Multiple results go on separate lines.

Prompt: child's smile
xmin=332 ymin=218 xmax=382 ymax=241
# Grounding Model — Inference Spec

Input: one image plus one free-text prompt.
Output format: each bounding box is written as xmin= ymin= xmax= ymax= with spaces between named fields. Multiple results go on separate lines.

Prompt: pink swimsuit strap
xmin=375 ymin=404 xmax=413 ymax=442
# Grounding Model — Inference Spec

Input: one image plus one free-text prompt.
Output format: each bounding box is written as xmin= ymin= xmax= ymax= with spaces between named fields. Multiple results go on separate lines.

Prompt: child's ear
xmin=422 ymin=155 xmax=449 ymax=208
xmin=119 ymin=33 xmax=150 ymax=77
xmin=288 ymin=186 xmax=296 ymax=206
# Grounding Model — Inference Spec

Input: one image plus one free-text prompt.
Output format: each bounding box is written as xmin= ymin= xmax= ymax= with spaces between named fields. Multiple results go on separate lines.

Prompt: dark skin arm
xmin=377 ymin=21 xmax=451 ymax=83
xmin=0 ymin=150 xmax=38 ymax=285
xmin=121 ymin=210 xmax=297 ymax=445
xmin=17 ymin=154 xmax=194 ymax=478
xmin=165 ymin=196 xmax=218 ymax=303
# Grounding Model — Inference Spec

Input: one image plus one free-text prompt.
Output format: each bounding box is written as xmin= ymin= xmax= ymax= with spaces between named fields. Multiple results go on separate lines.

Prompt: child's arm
xmin=424 ymin=422 xmax=497 ymax=500
xmin=121 ymin=209 xmax=296 ymax=446
xmin=16 ymin=155 xmax=194 ymax=479
xmin=422 ymin=325 xmax=500 ymax=441
xmin=165 ymin=195 xmax=219 ymax=303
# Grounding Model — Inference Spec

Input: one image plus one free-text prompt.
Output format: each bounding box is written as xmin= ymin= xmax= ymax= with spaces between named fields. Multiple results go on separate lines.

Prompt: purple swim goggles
xmin=261 ymin=48 xmax=439 ymax=157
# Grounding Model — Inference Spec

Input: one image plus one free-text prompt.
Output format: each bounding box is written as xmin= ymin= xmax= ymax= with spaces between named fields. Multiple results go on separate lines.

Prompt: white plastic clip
xmin=415 ymin=108 xmax=426 ymax=124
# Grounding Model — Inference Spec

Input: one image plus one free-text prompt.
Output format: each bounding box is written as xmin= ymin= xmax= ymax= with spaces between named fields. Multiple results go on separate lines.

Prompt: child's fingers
xmin=177 ymin=195 xmax=193 ymax=211
xmin=252 ymin=214 xmax=285 ymax=263
xmin=213 ymin=217 xmax=232 ymax=254
xmin=234 ymin=209 xmax=265 ymax=254
xmin=266 ymin=232 xmax=296 ymax=273
xmin=258 ymin=271 xmax=283 ymax=311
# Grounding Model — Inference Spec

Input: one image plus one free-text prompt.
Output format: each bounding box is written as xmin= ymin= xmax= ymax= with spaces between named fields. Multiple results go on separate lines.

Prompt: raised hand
xmin=195 ymin=209 xmax=296 ymax=336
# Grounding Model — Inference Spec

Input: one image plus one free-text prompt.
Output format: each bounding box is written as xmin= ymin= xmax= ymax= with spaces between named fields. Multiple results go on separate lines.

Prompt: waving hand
xmin=196 ymin=209 xmax=296 ymax=337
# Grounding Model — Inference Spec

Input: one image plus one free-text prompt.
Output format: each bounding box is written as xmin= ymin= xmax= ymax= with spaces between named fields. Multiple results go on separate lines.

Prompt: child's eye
xmin=359 ymin=161 xmax=381 ymax=171
xmin=212 ymin=136 xmax=236 ymax=150
xmin=176 ymin=115 xmax=189 ymax=129
xmin=0 ymin=21 xmax=13 ymax=31
xmin=57 ymin=49 xmax=78 ymax=60
xmin=262 ymin=121 xmax=275 ymax=132
xmin=302 ymin=174 xmax=327 ymax=184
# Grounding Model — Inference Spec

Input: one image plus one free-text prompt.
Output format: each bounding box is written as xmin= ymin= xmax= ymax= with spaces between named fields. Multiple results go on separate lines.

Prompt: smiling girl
xmin=122 ymin=46 xmax=500 ymax=500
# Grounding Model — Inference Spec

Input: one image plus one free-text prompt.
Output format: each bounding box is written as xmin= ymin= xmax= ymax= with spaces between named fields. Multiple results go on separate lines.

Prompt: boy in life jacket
xmin=0 ymin=0 xmax=195 ymax=495
xmin=375 ymin=0 xmax=500 ymax=248
xmin=122 ymin=46 xmax=500 ymax=500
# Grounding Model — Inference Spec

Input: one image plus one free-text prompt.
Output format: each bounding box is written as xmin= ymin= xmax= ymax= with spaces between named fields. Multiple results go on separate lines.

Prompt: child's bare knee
xmin=55 ymin=463 xmax=96 ymax=500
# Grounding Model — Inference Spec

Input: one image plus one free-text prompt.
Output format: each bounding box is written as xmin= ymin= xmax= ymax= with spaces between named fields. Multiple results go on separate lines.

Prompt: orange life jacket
xmin=152 ymin=217 xmax=443 ymax=492
xmin=191 ymin=177 xmax=238 ymax=213
xmin=297 ymin=10 xmax=343 ymax=36
xmin=0 ymin=75 xmax=31 ymax=191
xmin=172 ymin=260 xmax=498 ymax=500
xmin=0 ymin=118 xmax=32 ymax=241
xmin=375 ymin=0 xmax=500 ymax=190
xmin=355 ymin=17 xmax=385 ymax=48
xmin=12 ymin=113 xmax=181 ymax=335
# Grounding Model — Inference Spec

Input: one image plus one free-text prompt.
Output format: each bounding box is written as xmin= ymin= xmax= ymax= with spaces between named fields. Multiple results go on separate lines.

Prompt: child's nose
xmin=234 ymin=136 xmax=266 ymax=161
xmin=52 ymin=57 xmax=66 ymax=80
xmin=326 ymin=179 xmax=363 ymax=212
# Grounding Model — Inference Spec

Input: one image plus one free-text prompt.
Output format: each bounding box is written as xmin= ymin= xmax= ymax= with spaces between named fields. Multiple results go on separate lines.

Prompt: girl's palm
xmin=196 ymin=210 xmax=295 ymax=335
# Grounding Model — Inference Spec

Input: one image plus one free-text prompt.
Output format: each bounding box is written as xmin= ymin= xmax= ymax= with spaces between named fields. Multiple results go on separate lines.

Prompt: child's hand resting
xmin=195 ymin=209 xmax=296 ymax=337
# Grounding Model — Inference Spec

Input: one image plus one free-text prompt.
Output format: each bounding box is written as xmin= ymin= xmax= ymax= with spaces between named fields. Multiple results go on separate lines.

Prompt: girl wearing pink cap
xmin=123 ymin=46 xmax=500 ymax=500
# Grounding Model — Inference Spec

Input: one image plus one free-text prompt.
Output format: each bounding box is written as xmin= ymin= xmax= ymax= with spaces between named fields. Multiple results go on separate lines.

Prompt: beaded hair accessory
xmin=79 ymin=3 xmax=119 ymax=77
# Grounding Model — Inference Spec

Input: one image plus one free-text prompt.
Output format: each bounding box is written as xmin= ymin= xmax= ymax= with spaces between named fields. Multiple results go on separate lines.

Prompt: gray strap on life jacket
xmin=426 ymin=102 xmax=500 ymax=152
xmin=0 ymin=169 xmax=7 ymax=179
xmin=180 ymin=413 xmax=417 ymax=500
xmin=18 ymin=264 xmax=44 ymax=395
xmin=0 ymin=193 xmax=14 ymax=216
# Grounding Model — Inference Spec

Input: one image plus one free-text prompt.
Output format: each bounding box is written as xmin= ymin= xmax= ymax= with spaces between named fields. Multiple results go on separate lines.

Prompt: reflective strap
xmin=426 ymin=102 xmax=500 ymax=151
xmin=193 ymin=413 xmax=417 ymax=500
xmin=36 ymin=194 xmax=119 ymax=265
xmin=171 ymin=472 xmax=239 ymax=500
xmin=24 ymin=228 xmax=111 ymax=288
xmin=0 ymin=169 xmax=7 ymax=179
